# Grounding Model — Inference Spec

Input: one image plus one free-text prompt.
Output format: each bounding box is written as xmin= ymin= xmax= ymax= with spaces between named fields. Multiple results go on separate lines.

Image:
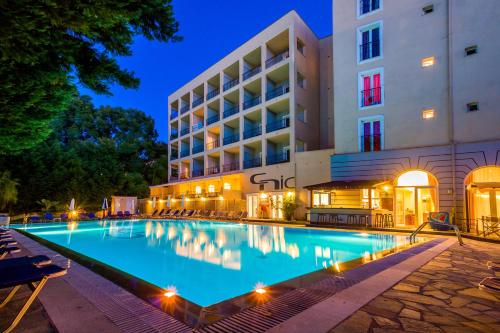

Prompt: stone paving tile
xmin=330 ymin=240 xmax=500 ymax=333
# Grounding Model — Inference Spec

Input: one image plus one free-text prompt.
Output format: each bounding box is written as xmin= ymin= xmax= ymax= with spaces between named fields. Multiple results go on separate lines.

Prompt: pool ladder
xmin=409 ymin=222 xmax=464 ymax=246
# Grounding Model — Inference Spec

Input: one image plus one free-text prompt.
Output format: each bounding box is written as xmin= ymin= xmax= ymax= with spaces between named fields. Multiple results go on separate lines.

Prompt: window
xmin=422 ymin=109 xmax=435 ymax=119
xmin=297 ymin=38 xmax=305 ymax=56
xmin=295 ymin=139 xmax=306 ymax=152
xmin=358 ymin=21 xmax=382 ymax=62
xmin=422 ymin=4 xmax=434 ymax=14
xmin=297 ymin=104 xmax=307 ymax=123
xmin=467 ymin=102 xmax=479 ymax=112
xmin=195 ymin=186 xmax=202 ymax=194
xmin=359 ymin=116 xmax=384 ymax=152
xmin=313 ymin=192 xmax=330 ymax=206
xmin=297 ymin=72 xmax=307 ymax=89
xmin=421 ymin=56 xmax=435 ymax=67
xmin=208 ymin=184 xmax=216 ymax=193
xmin=359 ymin=68 xmax=383 ymax=108
xmin=465 ymin=45 xmax=478 ymax=56
xmin=223 ymin=182 xmax=231 ymax=190
xmin=359 ymin=0 xmax=381 ymax=17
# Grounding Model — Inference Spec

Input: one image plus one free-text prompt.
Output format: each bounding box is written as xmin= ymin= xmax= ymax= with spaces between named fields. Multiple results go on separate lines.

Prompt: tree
xmin=0 ymin=1 xmax=180 ymax=154
xmin=0 ymin=171 xmax=18 ymax=211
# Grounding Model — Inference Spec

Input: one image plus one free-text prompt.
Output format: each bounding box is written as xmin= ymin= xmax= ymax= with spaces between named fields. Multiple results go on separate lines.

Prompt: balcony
xmin=223 ymin=106 xmax=239 ymax=118
xmin=243 ymin=95 xmax=261 ymax=110
xmin=265 ymin=50 xmax=289 ymax=68
xmin=223 ymin=162 xmax=239 ymax=172
xmin=243 ymin=66 xmax=261 ymax=81
xmin=192 ymin=169 xmax=204 ymax=178
xmin=223 ymin=78 xmax=239 ymax=91
xmin=206 ymin=166 xmax=220 ymax=175
xmin=180 ymin=127 xmax=190 ymax=136
xmin=180 ymin=172 xmax=189 ymax=180
xmin=243 ymin=157 xmax=262 ymax=169
xmin=170 ymin=131 xmax=178 ymax=140
xmin=192 ymin=144 xmax=204 ymax=154
xmin=170 ymin=110 xmax=178 ymax=120
xmin=359 ymin=40 xmax=380 ymax=61
xmin=206 ymin=88 xmax=220 ymax=100
xmin=266 ymin=82 xmax=289 ymax=101
xmin=206 ymin=114 xmax=219 ymax=126
xmin=180 ymin=105 xmax=190 ymax=114
xmin=360 ymin=87 xmax=382 ymax=107
xmin=243 ymin=125 xmax=262 ymax=139
xmin=180 ymin=149 xmax=190 ymax=158
xmin=192 ymin=122 xmax=203 ymax=132
xmin=266 ymin=118 xmax=290 ymax=133
xmin=223 ymin=134 xmax=239 ymax=146
xmin=170 ymin=150 xmax=178 ymax=160
xmin=360 ymin=134 xmax=382 ymax=152
xmin=169 ymin=174 xmax=179 ymax=181
xmin=267 ymin=151 xmax=290 ymax=165
xmin=206 ymin=140 xmax=220 ymax=150
xmin=192 ymin=97 xmax=204 ymax=108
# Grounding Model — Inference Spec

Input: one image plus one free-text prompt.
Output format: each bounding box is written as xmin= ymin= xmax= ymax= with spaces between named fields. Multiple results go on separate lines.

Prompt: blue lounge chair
xmin=0 ymin=255 xmax=51 ymax=269
xmin=88 ymin=212 xmax=96 ymax=219
xmin=0 ymin=263 xmax=67 ymax=333
xmin=0 ymin=246 xmax=21 ymax=259
xmin=0 ymin=240 xmax=17 ymax=248
xmin=43 ymin=213 xmax=54 ymax=222
xmin=124 ymin=211 xmax=131 ymax=218
xmin=60 ymin=213 xmax=69 ymax=221
xmin=28 ymin=216 xmax=40 ymax=223
xmin=116 ymin=211 xmax=124 ymax=219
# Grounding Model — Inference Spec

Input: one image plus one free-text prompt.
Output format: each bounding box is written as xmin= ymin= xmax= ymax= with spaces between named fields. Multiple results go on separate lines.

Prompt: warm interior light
xmin=422 ymin=109 xmax=435 ymax=119
xmin=383 ymin=185 xmax=390 ymax=192
xmin=397 ymin=170 xmax=430 ymax=186
xmin=201 ymin=197 xmax=206 ymax=201
xmin=421 ymin=56 xmax=435 ymax=67
xmin=286 ymin=191 xmax=294 ymax=198
xmin=195 ymin=186 xmax=202 ymax=194
xmin=208 ymin=185 xmax=215 ymax=193
xmin=223 ymin=182 xmax=231 ymax=190
xmin=260 ymin=193 xmax=268 ymax=200
xmin=218 ymin=196 xmax=224 ymax=201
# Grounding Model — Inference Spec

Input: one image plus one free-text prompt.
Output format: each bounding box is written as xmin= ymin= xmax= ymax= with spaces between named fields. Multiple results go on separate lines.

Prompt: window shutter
xmin=371 ymin=27 xmax=380 ymax=57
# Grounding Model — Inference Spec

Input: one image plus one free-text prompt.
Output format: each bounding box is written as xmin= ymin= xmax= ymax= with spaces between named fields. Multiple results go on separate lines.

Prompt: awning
xmin=304 ymin=180 xmax=385 ymax=190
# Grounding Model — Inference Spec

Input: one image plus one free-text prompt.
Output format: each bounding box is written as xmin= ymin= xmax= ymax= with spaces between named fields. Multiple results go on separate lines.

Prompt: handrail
xmin=410 ymin=222 xmax=464 ymax=246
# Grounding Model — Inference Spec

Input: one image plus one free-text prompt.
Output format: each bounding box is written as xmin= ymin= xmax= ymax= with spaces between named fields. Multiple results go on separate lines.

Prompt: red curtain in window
xmin=363 ymin=122 xmax=371 ymax=151
xmin=373 ymin=121 xmax=381 ymax=151
xmin=373 ymin=74 xmax=381 ymax=104
xmin=363 ymin=76 xmax=371 ymax=106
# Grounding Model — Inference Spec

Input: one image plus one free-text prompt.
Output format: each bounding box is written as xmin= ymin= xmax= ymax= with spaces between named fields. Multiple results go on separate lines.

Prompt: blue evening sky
xmin=79 ymin=1 xmax=332 ymax=142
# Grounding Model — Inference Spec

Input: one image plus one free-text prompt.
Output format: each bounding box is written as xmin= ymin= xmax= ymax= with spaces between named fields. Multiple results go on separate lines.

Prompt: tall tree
xmin=0 ymin=171 xmax=18 ymax=211
xmin=0 ymin=1 xmax=180 ymax=154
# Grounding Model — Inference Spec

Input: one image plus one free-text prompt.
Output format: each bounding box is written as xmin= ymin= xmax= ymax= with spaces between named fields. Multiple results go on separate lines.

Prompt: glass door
xmin=270 ymin=193 xmax=283 ymax=219
xmin=247 ymin=194 xmax=259 ymax=218
xmin=395 ymin=187 xmax=416 ymax=227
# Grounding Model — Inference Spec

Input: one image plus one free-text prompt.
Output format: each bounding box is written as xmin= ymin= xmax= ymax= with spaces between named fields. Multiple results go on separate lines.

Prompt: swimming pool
xmin=13 ymin=220 xmax=417 ymax=307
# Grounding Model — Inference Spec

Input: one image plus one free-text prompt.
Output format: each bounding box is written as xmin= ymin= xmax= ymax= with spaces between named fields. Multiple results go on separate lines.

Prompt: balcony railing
xmin=266 ymin=82 xmax=289 ymax=100
xmin=265 ymin=50 xmax=289 ymax=68
xmin=192 ymin=122 xmax=203 ymax=132
xmin=360 ymin=134 xmax=382 ymax=152
xmin=206 ymin=166 xmax=220 ymax=175
xmin=170 ymin=150 xmax=178 ymax=160
xmin=206 ymin=114 xmax=219 ymax=125
xmin=360 ymin=87 xmax=382 ymax=107
xmin=180 ymin=172 xmax=189 ymax=180
xmin=223 ymin=162 xmax=239 ymax=172
xmin=170 ymin=131 xmax=178 ymax=140
xmin=266 ymin=117 xmax=290 ymax=133
xmin=192 ymin=144 xmax=204 ymax=154
xmin=360 ymin=0 xmax=380 ymax=15
xmin=267 ymin=151 xmax=290 ymax=165
xmin=169 ymin=174 xmax=179 ymax=181
xmin=223 ymin=106 xmax=239 ymax=118
xmin=206 ymin=88 xmax=220 ymax=100
xmin=180 ymin=127 xmax=190 ymax=136
xmin=206 ymin=140 xmax=220 ymax=150
xmin=360 ymin=40 xmax=380 ymax=61
xmin=243 ymin=125 xmax=262 ymax=139
xmin=243 ymin=95 xmax=261 ymax=110
xmin=180 ymin=149 xmax=190 ymax=158
xmin=180 ymin=104 xmax=190 ymax=114
xmin=192 ymin=97 xmax=204 ymax=108
xmin=223 ymin=78 xmax=239 ymax=91
xmin=192 ymin=169 xmax=204 ymax=178
xmin=170 ymin=110 xmax=178 ymax=120
xmin=243 ymin=157 xmax=262 ymax=169
xmin=243 ymin=66 xmax=262 ymax=81
xmin=223 ymin=134 xmax=239 ymax=146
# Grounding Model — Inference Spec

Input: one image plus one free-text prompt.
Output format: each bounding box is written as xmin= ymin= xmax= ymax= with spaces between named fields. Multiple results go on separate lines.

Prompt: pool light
xmin=254 ymin=282 xmax=266 ymax=294
xmin=164 ymin=286 xmax=177 ymax=298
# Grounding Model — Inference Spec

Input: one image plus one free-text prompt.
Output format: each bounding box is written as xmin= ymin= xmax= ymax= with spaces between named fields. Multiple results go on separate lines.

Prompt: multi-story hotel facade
xmin=311 ymin=0 xmax=500 ymax=233
xmin=151 ymin=12 xmax=334 ymax=219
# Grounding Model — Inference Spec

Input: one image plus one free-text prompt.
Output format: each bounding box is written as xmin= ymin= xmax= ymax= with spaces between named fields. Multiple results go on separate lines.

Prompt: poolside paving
xmin=329 ymin=239 xmax=500 ymax=333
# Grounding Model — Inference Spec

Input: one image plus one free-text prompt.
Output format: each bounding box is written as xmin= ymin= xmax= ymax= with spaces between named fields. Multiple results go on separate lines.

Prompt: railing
xmin=266 ymin=117 xmax=290 ymax=133
xmin=360 ymin=87 xmax=382 ymax=107
xmin=180 ymin=127 xmax=190 ymax=136
xmin=206 ymin=166 xmax=220 ymax=175
xmin=170 ymin=131 xmax=178 ymax=140
xmin=206 ymin=140 xmax=220 ymax=150
xmin=206 ymin=114 xmax=219 ymax=125
xmin=206 ymin=88 xmax=220 ymax=100
xmin=223 ymin=134 xmax=239 ymax=146
xmin=223 ymin=106 xmax=239 ymax=118
xmin=192 ymin=122 xmax=203 ymax=132
xmin=192 ymin=97 xmax=204 ymax=108
xmin=360 ymin=134 xmax=382 ymax=152
xmin=359 ymin=40 xmax=380 ymax=61
xmin=265 ymin=50 xmax=289 ymax=68
xmin=243 ymin=66 xmax=261 ymax=81
xmin=180 ymin=173 xmax=189 ymax=180
xmin=180 ymin=104 xmax=190 ymax=114
xmin=243 ymin=95 xmax=261 ymax=110
xmin=223 ymin=78 xmax=239 ymax=91
xmin=243 ymin=125 xmax=262 ymax=139
xmin=360 ymin=0 xmax=380 ymax=15
xmin=266 ymin=82 xmax=289 ymax=100
xmin=180 ymin=149 xmax=190 ymax=158
xmin=243 ymin=157 xmax=262 ymax=169
xmin=267 ymin=151 xmax=290 ymax=165
xmin=192 ymin=169 xmax=204 ymax=178
xmin=170 ymin=151 xmax=178 ymax=160
xmin=170 ymin=110 xmax=178 ymax=120
xmin=192 ymin=144 xmax=204 ymax=154
xmin=223 ymin=162 xmax=239 ymax=172
xmin=169 ymin=174 xmax=179 ymax=181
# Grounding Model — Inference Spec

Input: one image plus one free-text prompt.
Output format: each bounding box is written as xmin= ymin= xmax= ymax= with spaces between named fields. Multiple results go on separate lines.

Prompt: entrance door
xmin=270 ymin=193 xmax=283 ymax=219
xmin=247 ymin=194 xmax=259 ymax=218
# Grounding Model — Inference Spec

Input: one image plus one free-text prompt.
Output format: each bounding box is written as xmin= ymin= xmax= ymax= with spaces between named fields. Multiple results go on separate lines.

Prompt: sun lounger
xmin=486 ymin=261 xmax=500 ymax=272
xmin=116 ymin=211 xmax=124 ymax=219
xmin=88 ymin=212 xmax=96 ymax=219
xmin=43 ymin=213 xmax=54 ymax=222
xmin=0 ymin=263 xmax=67 ymax=333
xmin=28 ymin=216 xmax=41 ymax=223
xmin=60 ymin=213 xmax=69 ymax=221
xmin=159 ymin=209 xmax=171 ymax=217
xmin=207 ymin=211 xmax=216 ymax=219
xmin=0 ymin=247 xmax=21 ymax=259
xmin=185 ymin=210 xmax=195 ymax=218
xmin=0 ymin=240 xmax=17 ymax=248
xmin=0 ymin=255 xmax=51 ymax=270
xmin=478 ymin=276 xmax=500 ymax=293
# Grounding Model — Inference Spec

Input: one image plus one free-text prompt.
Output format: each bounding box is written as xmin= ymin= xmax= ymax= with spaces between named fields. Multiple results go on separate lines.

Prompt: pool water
xmin=14 ymin=220 xmax=414 ymax=307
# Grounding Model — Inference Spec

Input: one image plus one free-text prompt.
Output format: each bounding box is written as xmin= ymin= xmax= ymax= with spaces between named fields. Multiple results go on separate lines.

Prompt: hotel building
xmin=151 ymin=11 xmax=334 ymax=219
xmin=309 ymin=0 xmax=500 ymax=233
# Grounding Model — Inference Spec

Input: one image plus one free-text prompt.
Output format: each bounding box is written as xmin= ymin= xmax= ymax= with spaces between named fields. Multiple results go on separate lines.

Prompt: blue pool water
xmin=13 ymin=220 xmax=414 ymax=306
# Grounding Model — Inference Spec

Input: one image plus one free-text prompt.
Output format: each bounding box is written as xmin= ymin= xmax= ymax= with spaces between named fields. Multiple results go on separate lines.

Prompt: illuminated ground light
xmin=163 ymin=286 xmax=177 ymax=298
xmin=254 ymin=282 xmax=267 ymax=294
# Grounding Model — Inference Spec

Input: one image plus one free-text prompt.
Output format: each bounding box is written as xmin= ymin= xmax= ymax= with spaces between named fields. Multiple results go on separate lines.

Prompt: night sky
xmin=79 ymin=0 xmax=332 ymax=142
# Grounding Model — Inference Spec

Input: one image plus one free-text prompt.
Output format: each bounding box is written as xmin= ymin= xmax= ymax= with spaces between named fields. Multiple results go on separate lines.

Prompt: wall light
xmin=422 ymin=109 xmax=435 ymax=119
xmin=260 ymin=193 xmax=268 ymax=200
xmin=421 ymin=56 xmax=435 ymax=67
xmin=223 ymin=182 xmax=231 ymax=190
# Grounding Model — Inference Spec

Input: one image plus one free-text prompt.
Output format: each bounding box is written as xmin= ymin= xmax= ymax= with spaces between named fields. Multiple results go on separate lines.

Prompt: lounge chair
xmin=0 ymin=246 xmax=21 ymax=259
xmin=0 ymin=240 xmax=17 ymax=248
xmin=60 ymin=213 xmax=69 ymax=221
xmin=0 ymin=263 xmax=67 ymax=333
xmin=79 ymin=213 xmax=88 ymax=220
xmin=184 ymin=210 xmax=195 ymax=218
xmin=487 ymin=261 xmax=500 ymax=272
xmin=116 ymin=211 xmax=124 ymax=219
xmin=124 ymin=211 xmax=131 ymax=218
xmin=232 ymin=211 xmax=243 ymax=220
xmin=478 ymin=277 xmax=500 ymax=293
xmin=43 ymin=213 xmax=54 ymax=222
xmin=28 ymin=216 xmax=40 ymax=223
xmin=0 ymin=234 xmax=13 ymax=241
xmin=207 ymin=211 xmax=216 ymax=219
xmin=88 ymin=212 xmax=96 ymax=219
xmin=0 ymin=255 xmax=51 ymax=269
xmin=160 ymin=209 xmax=171 ymax=217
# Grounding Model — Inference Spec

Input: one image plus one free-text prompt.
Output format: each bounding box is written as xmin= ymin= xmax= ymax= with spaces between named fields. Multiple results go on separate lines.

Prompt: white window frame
xmin=358 ymin=115 xmax=384 ymax=152
xmin=358 ymin=67 xmax=384 ymax=110
xmin=357 ymin=0 xmax=383 ymax=19
xmin=357 ymin=20 xmax=383 ymax=64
